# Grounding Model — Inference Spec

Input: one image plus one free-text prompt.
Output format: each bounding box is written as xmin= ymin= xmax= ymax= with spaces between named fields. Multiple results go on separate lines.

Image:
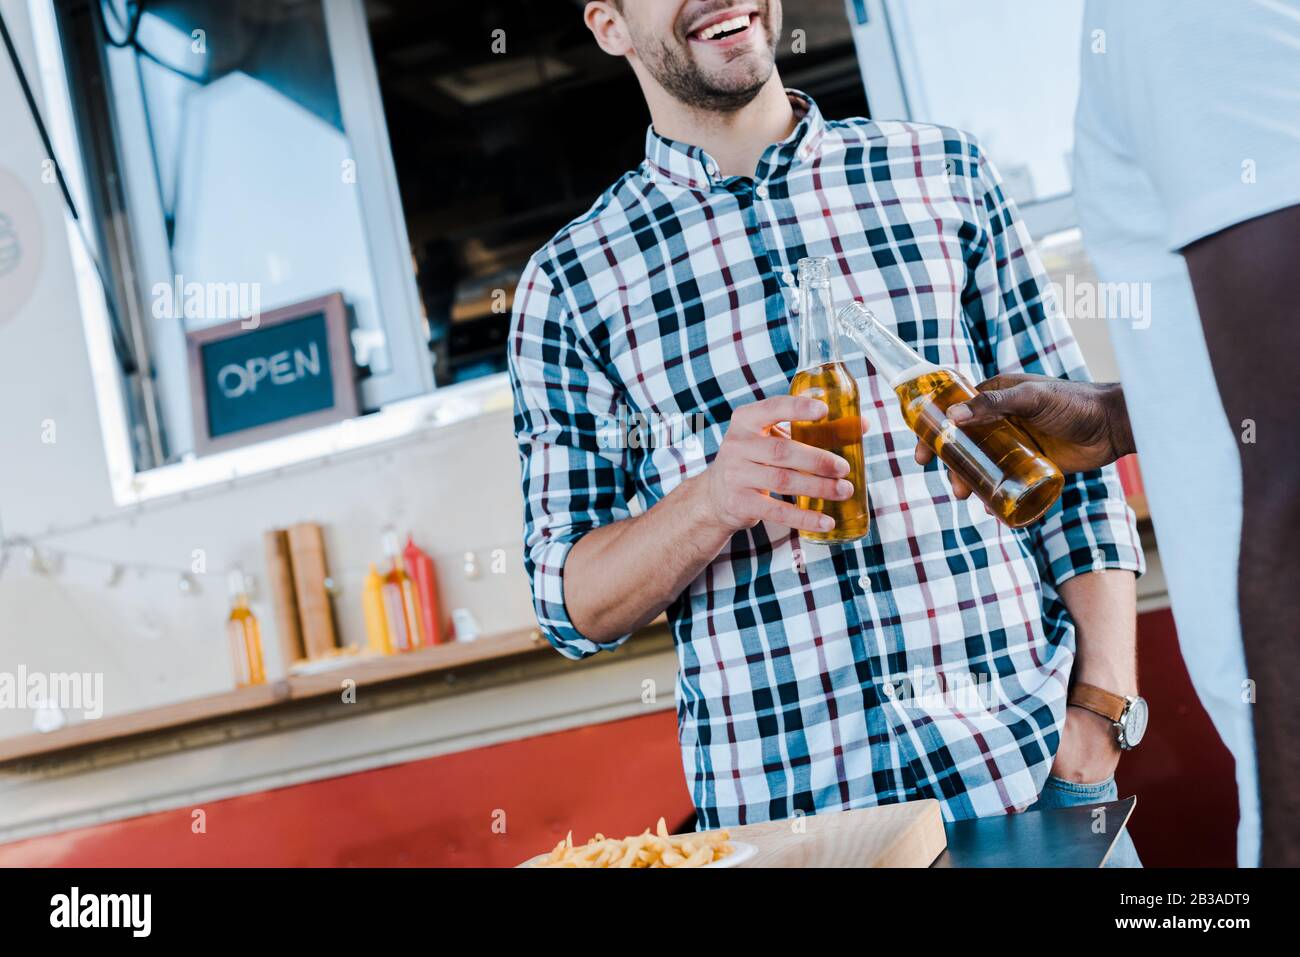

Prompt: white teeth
xmin=697 ymin=14 xmax=750 ymax=40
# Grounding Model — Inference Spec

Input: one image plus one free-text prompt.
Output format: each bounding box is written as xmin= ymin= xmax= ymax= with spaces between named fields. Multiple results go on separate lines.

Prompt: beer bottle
xmin=788 ymin=258 xmax=870 ymax=543
xmin=836 ymin=302 xmax=1063 ymax=528
xmin=226 ymin=568 xmax=266 ymax=687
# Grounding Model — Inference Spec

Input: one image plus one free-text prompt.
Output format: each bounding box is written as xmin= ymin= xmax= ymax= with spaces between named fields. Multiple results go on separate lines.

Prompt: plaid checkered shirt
xmin=509 ymin=91 xmax=1144 ymax=828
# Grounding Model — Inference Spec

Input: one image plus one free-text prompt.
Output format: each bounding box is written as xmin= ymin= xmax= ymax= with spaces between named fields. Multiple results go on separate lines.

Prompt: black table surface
xmin=932 ymin=796 xmax=1137 ymax=868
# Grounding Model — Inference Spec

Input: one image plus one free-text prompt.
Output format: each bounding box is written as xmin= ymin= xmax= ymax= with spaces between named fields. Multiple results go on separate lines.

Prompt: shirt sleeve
xmin=961 ymin=139 xmax=1145 ymax=586
xmin=508 ymin=256 xmax=636 ymax=658
xmin=1083 ymin=1 xmax=1300 ymax=252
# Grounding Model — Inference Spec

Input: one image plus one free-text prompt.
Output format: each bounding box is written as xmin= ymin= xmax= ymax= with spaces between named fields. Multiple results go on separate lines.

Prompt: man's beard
xmin=638 ymin=11 xmax=780 ymax=112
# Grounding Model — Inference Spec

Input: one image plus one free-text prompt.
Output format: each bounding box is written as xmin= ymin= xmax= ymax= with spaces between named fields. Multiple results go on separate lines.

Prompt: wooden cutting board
xmin=725 ymin=800 xmax=946 ymax=867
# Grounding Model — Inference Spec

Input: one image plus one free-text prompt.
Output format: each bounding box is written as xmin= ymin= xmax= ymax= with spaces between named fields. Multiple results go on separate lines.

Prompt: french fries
xmin=529 ymin=817 xmax=734 ymax=868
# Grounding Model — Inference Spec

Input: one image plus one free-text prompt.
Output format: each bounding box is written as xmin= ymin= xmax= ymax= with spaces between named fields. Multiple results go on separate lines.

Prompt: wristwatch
xmin=1068 ymin=682 xmax=1149 ymax=751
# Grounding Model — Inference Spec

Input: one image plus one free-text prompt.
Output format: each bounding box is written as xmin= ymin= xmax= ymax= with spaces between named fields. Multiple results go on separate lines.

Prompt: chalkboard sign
xmin=187 ymin=292 xmax=357 ymax=454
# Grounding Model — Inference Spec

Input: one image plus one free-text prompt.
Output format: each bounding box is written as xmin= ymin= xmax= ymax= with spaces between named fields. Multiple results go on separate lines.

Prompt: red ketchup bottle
xmin=403 ymin=536 xmax=445 ymax=646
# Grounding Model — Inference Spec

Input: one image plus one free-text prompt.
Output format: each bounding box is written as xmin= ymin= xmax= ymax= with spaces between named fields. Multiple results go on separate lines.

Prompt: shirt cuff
xmin=528 ymin=535 xmax=633 ymax=659
xmin=1035 ymin=494 xmax=1145 ymax=588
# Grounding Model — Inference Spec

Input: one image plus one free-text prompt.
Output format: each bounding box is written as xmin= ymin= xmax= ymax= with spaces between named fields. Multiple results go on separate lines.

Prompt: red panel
xmin=0 ymin=711 xmax=692 ymax=868
xmin=1116 ymin=607 xmax=1239 ymax=866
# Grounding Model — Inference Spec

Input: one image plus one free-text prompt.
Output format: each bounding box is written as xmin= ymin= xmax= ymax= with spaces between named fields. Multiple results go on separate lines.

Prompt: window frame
xmin=844 ymin=0 xmax=1081 ymax=238
xmin=27 ymin=0 xmax=505 ymax=507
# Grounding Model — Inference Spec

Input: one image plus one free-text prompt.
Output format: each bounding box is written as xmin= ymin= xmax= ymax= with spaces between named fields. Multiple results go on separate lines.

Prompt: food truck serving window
xmin=28 ymin=0 xmax=870 ymax=502
xmin=36 ymin=0 xmax=431 ymax=490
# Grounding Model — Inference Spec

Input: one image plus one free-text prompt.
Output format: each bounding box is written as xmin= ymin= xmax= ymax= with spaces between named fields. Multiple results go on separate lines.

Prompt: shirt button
xmin=858 ymin=573 xmax=871 ymax=592
xmin=782 ymin=271 xmax=795 ymax=286
xmin=706 ymin=164 xmax=719 ymax=179
xmin=755 ymin=183 xmax=769 ymax=199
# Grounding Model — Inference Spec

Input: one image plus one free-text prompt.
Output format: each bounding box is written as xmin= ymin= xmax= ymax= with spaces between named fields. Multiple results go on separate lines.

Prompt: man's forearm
xmin=559 ymin=393 xmax=854 ymax=643
xmin=1058 ymin=569 xmax=1138 ymax=695
xmin=563 ymin=475 xmax=733 ymax=642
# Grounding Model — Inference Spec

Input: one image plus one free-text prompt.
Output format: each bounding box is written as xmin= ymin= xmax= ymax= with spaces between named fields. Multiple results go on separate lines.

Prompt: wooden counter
xmin=0 ymin=628 xmax=555 ymax=767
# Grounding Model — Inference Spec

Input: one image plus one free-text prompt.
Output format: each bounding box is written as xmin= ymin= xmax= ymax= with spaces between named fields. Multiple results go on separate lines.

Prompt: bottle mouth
xmin=797 ymin=256 xmax=830 ymax=285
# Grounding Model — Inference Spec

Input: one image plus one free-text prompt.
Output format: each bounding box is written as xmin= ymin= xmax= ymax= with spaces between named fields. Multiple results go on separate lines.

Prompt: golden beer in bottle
xmin=837 ymin=302 xmax=1064 ymax=528
xmin=788 ymin=258 xmax=870 ymax=543
xmin=226 ymin=568 xmax=266 ymax=687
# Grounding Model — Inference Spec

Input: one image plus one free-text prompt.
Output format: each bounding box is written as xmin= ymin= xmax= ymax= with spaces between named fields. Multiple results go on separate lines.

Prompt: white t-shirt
xmin=1075 ymin=0 xmax=1300 ymax=867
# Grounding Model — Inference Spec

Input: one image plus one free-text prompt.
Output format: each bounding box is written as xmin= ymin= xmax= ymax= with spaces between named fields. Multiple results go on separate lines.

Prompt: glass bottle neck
xmin=835 ymin=302 xmax=939 ymax=386
xmin=227 ymin=569 xmax=249 ymax=604
xmin=797 ymin=278 xmax=841 ymax=371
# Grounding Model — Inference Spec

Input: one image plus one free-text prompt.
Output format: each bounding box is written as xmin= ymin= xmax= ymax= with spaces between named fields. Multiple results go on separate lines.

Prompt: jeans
xmin=1028 ymin=775 xmax=1143 ymax=868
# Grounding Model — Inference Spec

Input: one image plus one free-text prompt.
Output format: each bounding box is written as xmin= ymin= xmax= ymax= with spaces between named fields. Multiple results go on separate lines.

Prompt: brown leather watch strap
xmin=1068 ymin=682 xmax=1127 ymax=723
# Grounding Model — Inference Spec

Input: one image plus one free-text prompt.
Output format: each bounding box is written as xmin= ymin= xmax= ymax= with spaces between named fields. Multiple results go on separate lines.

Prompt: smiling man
xmin=509 ymin=0 xmax=1145 ymax=863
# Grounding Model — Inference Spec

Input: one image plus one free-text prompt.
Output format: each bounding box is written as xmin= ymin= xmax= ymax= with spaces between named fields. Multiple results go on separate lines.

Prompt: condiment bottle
xmin=226 ymin=568 xmax=266 ymax=686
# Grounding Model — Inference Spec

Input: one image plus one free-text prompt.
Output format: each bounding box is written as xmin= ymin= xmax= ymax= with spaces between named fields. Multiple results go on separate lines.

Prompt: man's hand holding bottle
xmin=694 ymin=396 xmax=865 ymax=536
xmin=913 ymin=373 xmax=1136 ymax=497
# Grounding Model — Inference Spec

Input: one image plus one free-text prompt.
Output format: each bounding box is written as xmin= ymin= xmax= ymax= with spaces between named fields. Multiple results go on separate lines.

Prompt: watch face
xmin=1123 ymin=697 xmax=1149 ymax=747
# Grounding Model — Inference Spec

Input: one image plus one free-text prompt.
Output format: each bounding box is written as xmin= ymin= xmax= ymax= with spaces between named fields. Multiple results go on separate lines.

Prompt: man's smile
xmin=686 ymin=7 xmax=760 ymax=48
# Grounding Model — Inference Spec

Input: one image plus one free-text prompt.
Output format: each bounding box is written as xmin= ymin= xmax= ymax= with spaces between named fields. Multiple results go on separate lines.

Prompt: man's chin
xmin=702 ymin=75 xmax=771 ymax=109
xmin=643 ymin=34 xmax=776 ymax=112
xmin=691 ymin=55 xmax=774 ymax=102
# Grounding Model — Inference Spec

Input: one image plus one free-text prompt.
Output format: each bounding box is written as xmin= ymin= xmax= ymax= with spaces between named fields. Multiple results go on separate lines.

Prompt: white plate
xmin=519 ymin=840 xmax=758 ymax=869
xmin=703 ymin=841 xmax=757 ymax=868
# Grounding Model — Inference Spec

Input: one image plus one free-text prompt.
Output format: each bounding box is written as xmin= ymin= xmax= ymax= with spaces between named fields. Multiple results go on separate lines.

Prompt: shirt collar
xmin=642 ymin=89 xmax=827 ymax=190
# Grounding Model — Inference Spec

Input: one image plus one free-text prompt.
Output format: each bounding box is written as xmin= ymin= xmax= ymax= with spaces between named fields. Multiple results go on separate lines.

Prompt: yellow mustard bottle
xmin=362 ymin=563 xmax=392 ymax=655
